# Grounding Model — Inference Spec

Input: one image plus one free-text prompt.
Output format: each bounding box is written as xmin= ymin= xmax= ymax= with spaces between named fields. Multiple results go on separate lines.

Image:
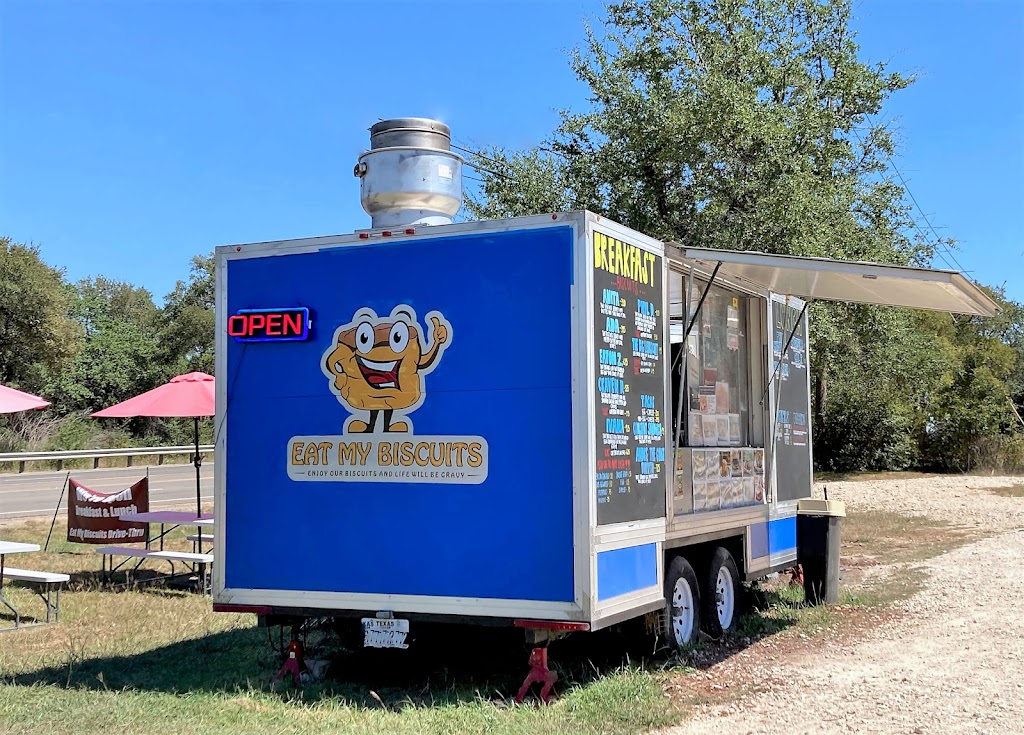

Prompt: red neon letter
xmin=228 ymin=315 xmax=248 ymax=336
xmin=283 ymin=312 xmax=302 ymax=336
xmin=266 ymin=313 xmax=282 ymax=336
xmin=248 ymin=314 xmax=266 ymax=334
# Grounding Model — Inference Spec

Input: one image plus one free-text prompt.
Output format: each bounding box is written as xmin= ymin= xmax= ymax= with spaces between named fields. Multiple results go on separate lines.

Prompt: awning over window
xmin=671 ymin=246 xmax=998 ymax=317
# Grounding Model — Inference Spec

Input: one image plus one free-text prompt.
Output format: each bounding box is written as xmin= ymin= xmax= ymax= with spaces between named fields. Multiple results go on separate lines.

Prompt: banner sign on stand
xmin=66 ymin=477 xmax=150 ymax=544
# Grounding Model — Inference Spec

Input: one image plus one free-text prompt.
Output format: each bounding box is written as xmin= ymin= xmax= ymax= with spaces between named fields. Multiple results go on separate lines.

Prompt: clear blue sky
xmin=1 ymin=0 xmax=1020 ymax=303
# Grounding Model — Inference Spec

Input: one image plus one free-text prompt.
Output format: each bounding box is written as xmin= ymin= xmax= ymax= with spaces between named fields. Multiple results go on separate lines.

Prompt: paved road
xmin=0 ymin=464 xmax=214 ymax=520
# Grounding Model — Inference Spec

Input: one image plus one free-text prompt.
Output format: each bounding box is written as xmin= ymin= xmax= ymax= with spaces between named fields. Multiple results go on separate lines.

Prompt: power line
xmin=450 ymin=142 xmax=514 ymax=172
xmin=450 ymin=139 xmax=519 ymax=182
xmin=453 ymin=139 xmax=572 ymax=185
xmin=892 ymin=165 xmax=969 ymax=274
xmin=850 ymin=126 xmax=959 ymax=270
xmin=464 ymin=159 xmax=515 ymax=182
xmin=537 ymin=145 xmax=570 ymax=162
xmin=851 ymin=122 xmax=971 ymax=276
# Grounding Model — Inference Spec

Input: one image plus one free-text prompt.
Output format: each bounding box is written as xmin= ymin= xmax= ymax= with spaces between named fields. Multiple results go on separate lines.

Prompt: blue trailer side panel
xmin=223 ymin=227 xmax=576 ymax=603
xmin=596 ymin=543 xmax=658 ymax=601
xmin=768 ymin=516 xmax=797 ymax=555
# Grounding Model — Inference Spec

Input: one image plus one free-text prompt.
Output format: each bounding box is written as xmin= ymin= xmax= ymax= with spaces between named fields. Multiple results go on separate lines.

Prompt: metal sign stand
xmin=43 ymin=471 xmax=71 ymax=552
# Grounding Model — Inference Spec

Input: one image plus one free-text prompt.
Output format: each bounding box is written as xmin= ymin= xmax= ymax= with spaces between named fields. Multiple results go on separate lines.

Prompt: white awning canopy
xmin=671 ymin=246 xmax=998 ymax=317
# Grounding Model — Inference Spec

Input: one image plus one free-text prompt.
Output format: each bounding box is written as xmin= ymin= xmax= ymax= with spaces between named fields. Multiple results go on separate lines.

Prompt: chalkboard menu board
xmin=593 ymin=231 xmax=667 ymax=525
xmin=771 ymin=299 xmax=812 ymax=502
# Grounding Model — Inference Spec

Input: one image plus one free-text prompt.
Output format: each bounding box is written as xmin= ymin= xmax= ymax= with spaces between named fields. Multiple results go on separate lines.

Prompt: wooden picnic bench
xmin=1 ymin=567 xmax=70 ymax=626
xmin=97 ymin=546 xmax=213 ymax=592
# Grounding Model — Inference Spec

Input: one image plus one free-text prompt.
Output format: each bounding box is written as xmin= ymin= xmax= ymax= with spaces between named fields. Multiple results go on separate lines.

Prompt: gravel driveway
xmin=662 ymin=475 xmax=1024 ymax=735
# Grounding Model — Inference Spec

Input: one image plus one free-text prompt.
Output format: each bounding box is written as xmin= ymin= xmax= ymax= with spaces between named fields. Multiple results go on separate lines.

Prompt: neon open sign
xmin=228 ymin=308 xmax=311 ymax=342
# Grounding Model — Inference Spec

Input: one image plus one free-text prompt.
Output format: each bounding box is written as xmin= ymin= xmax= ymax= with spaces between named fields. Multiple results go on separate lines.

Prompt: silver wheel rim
xmin=715 ymin=566 xmax=735 ymax=630
xmin=671 ymin=575 xmax=695 ymax=646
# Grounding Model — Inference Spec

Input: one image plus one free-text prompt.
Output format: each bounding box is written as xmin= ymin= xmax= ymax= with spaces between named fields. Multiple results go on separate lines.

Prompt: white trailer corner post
xmin=212 ymin=118 xmax=1000 ymax=671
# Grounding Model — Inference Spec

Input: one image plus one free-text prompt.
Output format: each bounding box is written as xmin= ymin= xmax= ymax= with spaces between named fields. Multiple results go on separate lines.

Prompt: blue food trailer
xmin=212 ymin=119 xmax=997 ymax=680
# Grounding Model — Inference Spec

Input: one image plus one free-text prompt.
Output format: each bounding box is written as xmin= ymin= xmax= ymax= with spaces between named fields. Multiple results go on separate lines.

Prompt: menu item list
xmin=593 ymin=231 xmax=667 ymax=525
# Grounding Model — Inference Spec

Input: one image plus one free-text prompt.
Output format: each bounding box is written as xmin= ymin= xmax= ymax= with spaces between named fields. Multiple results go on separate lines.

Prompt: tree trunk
xmin=814 ymin=369 xmax=828 ymax=430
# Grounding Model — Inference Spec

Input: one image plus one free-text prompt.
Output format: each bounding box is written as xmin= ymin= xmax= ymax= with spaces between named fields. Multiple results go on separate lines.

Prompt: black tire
xmin=701 ymin=547 xmax=741 ymax=639
xmin=662 ymin=555 xmax=701 ymax=650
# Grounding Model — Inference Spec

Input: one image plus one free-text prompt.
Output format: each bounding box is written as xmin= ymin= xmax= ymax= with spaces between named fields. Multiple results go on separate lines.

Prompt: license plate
xmin=361 ymin=617 xmax=410 ymax=649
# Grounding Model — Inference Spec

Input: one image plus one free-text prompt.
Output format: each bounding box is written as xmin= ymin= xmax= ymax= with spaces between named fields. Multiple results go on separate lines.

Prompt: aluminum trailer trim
xmin=584 ymin=214 xmax=669 ymax=626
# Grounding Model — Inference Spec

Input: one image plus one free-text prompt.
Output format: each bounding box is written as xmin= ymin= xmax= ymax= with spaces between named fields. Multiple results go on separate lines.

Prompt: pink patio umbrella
xmin=92 ymin=372 xmax=215 ymax=516
xmin=0 ymin=384 xmax=51 ymax=414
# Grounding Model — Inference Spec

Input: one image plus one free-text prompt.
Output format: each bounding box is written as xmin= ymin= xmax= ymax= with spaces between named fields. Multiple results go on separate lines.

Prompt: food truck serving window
xmin=669 ymin=272 xmax=765 ymax=515
xmin=681 ymin=282 xmax=750 ymax=447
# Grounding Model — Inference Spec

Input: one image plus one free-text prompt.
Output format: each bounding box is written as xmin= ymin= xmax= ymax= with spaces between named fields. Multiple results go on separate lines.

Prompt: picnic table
xmin=96 ymin=511 xmax=215 ymax=592
xmin=120 ymin=511 xmax=213 ymax=525
xmin=1 ymin=540 xmax=68 ymax=630
xmin=120 ymin=510 xmax=214 ymax=551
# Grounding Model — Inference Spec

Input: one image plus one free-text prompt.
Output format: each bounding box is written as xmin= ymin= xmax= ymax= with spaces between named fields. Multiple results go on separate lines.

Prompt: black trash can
xmin=796 ymin=500 xmax=845 ymax=605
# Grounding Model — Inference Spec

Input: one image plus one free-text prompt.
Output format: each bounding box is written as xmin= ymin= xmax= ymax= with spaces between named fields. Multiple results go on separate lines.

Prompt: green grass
xmin=0 ymin=516 xmax=680 ymax=735
xmin=734 ymin=581 xmax=843 ymax=639
xmin=1 ymin=662 xmax=675 ymax=735
xmin=0 ymin=501 xmax=986 ymax=735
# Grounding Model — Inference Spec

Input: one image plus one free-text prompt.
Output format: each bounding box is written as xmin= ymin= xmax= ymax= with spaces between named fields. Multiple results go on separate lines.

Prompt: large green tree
xmin=0 ymin=239 xmax=225 ymax=449
xmin=0 ymin=237 xmax=81 ymax=393
xmin=918 ymin=289 xmax=1024 ymax=470
xmin=466 ymin=0 xmax=1021 ymax=471
xmin=75 ymin=276 xmax=160 ymax=337
xmin=469 ymin=0 xmax=923 ymax=263
xmin=157 ymin=253 xmax=215 ymax=375
xmin=46 ymin=277 xmax=163 ymax=414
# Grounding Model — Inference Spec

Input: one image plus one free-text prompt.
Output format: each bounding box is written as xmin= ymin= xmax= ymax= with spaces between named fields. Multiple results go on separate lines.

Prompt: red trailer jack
xmin=273 ymin=638 xmax=307 ymax=687
xmin=515 ymin=647 xmax=558 ymax=705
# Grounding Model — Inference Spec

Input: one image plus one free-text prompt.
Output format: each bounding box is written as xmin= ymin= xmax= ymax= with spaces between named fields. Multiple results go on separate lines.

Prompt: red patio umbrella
xmin=0 ymin=384 xmax=51 ymax=414
xmin=91 ymin=372 xmax=214 ymax=516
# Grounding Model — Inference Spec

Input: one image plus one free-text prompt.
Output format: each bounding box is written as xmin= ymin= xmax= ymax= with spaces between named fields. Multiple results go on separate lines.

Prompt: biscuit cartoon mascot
xmin=322 ymin=305 xmax=451 ymax=433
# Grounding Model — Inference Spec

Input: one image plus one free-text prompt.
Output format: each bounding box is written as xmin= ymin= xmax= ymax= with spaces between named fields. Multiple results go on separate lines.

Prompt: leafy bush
xmin=0 ymin=412 xmax=68 ymax=453
xmin=814 ymin=388 xmax=919 ymax=471
xmin=965 ymin=434 xmax=1024 ymax=474
xmin=45 ymin=414 xmax=103 ymax=451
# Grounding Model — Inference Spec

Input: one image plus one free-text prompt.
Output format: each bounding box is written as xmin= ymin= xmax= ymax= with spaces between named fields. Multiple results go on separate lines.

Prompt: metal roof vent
xmin=354 ymin=118 xmax=464 ymax=229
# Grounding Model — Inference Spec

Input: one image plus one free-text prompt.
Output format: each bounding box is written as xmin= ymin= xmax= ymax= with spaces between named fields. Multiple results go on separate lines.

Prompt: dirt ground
xmin=662 ymin=474 xmax=1024 ymax=735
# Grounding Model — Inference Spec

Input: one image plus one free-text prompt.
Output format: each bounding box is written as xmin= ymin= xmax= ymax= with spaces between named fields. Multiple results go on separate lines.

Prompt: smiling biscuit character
xmin=322 ymin=305 xmax=450 ymax=433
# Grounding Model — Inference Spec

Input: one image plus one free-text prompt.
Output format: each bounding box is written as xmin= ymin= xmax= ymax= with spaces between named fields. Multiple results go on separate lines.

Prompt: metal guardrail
xmin=0 ymin=445 xmax=215 ymax=473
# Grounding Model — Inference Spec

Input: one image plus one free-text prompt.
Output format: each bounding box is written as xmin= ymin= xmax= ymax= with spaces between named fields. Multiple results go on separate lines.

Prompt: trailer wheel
xmin=702 ymin=547 xmax=740 ymax=639
xmin=663 ymin=556 xmax=700 ymax=649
